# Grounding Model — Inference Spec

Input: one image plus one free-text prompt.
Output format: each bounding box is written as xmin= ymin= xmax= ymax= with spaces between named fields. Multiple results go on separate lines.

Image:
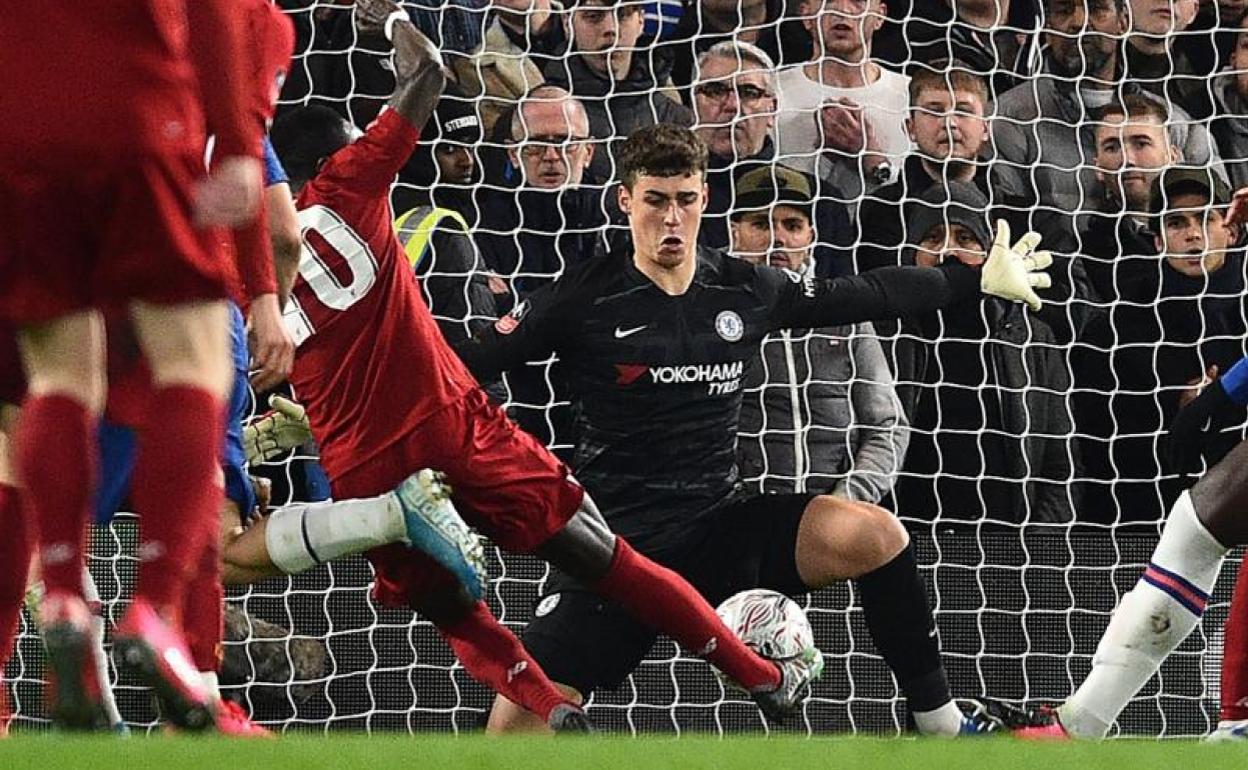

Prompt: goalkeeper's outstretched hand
xmin=243 ymin=395 xmax=313 ymax=465
xmin=980 ymin=220 xmax=1053 ymax=311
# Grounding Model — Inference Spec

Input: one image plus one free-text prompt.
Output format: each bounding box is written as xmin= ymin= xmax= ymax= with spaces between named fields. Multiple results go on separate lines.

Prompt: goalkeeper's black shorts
xmin=521 ymin=492 xmax=814 ymax=695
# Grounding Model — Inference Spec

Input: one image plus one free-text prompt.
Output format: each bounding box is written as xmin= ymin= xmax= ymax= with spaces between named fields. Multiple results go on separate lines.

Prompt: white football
xmin=714 ymin=589 xmax=823 ymax=684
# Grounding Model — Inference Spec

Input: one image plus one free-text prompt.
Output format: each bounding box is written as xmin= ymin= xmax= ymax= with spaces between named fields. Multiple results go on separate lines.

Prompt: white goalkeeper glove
xmin=242 ymin=394 xmax=313 ymax=465
xmin=980 ymin=220 xmax=1053 ymax=312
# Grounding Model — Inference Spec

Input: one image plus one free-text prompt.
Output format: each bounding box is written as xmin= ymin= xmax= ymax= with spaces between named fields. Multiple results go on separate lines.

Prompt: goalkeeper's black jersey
xmin=459 ymin=248 xmax=977 ymax=555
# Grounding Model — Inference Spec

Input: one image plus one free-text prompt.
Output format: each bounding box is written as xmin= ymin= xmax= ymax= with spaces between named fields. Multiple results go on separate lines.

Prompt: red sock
xmin=0 ymin=483 xmax=33 ymax=669
xmin=593 ymin=538 xmax=779 ymax=691
xmin=15 ymin=394 xmax=95 ymax=597
xmin=181 ymin=516 xmax=224 ymax=675
xmin=438 ymin=601 xmax=572 ymax=722
xmin=132 ymin=385 xmax=224 ymax=618
xmin=1222 ymin=563 xmax=1248 ymax=722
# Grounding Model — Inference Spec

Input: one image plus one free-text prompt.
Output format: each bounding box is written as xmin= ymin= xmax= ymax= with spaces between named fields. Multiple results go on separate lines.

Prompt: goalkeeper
xmin=463 ymin=123 xmax=1052 ymax=735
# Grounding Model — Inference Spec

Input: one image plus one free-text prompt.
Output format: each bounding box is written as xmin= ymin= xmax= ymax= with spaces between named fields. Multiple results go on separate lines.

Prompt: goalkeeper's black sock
xmin=855 ymin=543 xmax=951 ymax=713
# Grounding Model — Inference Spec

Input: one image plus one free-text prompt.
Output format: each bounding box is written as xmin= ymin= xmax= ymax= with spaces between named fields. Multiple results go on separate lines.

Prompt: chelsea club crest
xmin=715 ymin=310 xmax=744 ymax=342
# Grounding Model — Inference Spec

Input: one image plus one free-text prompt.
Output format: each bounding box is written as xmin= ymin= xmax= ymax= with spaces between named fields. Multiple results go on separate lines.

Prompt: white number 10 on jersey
xmin=282 ymin=205 xmax=380 ymax=347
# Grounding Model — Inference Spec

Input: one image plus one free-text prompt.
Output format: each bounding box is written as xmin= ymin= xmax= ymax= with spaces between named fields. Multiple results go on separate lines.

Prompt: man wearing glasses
xmin=476 ymin=85 xmax=615 ymax=453
xmin=694 ymin=40 xmax=854 ymax=276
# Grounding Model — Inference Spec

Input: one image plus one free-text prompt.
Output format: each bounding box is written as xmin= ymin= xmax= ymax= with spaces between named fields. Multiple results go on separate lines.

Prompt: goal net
xmin=7 ymin=0 xmax=1248 ymax=738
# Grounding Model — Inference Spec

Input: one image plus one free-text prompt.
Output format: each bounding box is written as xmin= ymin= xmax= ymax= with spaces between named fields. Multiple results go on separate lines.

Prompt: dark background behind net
xmin=6 ymin=520 xmax=1241 ymax=737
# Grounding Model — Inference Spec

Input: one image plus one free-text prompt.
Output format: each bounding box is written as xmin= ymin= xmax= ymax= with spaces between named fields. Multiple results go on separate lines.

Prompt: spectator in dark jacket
xmin=1211 ymin=17 xmax=1248 ymax=192
xmin=857 ymin=65 xmax=1085 ymax=340
xmin=1073 ymin=168 xmax=1248 ymax=523
xmin=475 ymin=86 xmax=614 ymax=454
xmin=1123 ymin=0 xmax=1216 ymax=119
xmin=893 ymin=183 xmax=1078 ymax=523
xmin=1079 ymin=95 xmax=1180 ymax=303
xmin=873 ymin=0 xmax=1039 ymax=100
xmin=477 ymin=85 xmax=611 ymax=299
xmin=544 ymin=0 xmax=694 ymax=181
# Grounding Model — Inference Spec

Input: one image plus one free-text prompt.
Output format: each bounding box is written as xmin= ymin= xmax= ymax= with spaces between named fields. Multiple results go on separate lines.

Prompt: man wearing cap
xmin=1075 ymin=167 xmax=1248 ymax=525
xmin=464 ymin=124 xmax=1051 ymax=736
xmin=892 ymin=182 xmax=1077 ymax=524
xmin=393 ymin=88 xmax=483 ymax=222
xmin=731 ymin=165 xmax=908 ymax=502
xmin=392 ymin=90 xmax=500 ymax=353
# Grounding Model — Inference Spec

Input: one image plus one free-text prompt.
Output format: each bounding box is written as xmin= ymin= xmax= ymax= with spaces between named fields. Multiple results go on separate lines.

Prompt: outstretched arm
xmin=768 ymin=220 xmax=1052 ymax=330
xmin=356 ymin=0 xmax=447 ymax=130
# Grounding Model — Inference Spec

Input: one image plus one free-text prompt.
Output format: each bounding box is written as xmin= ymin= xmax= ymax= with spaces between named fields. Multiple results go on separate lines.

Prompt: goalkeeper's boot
xmin=751 ymin=649 xmax=823 ymax=724
xmin=392 ymin=469 xmax=488 ymax=601
xmin=216 ymin=699 xmax=274 ymax=738
xmin=115 ymin=598 xmax=216 ymax=732
xmin=1206 ymin=719 xmax=1248 ymax=743
xmin=41 ymin=592 xmax=110 ymax=731
xmin=955 ymin=698 xmax=1007 ymax=735
xmin=548 ymin=703 xmax=595 ymax=734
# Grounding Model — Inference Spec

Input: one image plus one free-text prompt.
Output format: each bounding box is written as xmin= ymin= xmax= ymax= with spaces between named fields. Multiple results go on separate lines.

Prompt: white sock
xmin=913 ymin=700 xmax=964 ymax=737
xmin=1060 ymin=491 xmax=1228 ymax=739
xmin=81 ymin=570 xmax=123 ymax=728
xmin=264 ymin=494 xmax=405 ymax=574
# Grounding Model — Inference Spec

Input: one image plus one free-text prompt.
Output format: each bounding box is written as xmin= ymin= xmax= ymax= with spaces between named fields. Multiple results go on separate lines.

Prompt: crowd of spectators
xmin=275 ymin=0 xmax=1248 ymax=525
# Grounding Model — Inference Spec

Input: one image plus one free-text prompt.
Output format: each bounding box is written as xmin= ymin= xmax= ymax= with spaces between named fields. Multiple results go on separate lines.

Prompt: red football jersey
xmin=0 ymin=0 xmax=249 ymax=159
xmin=224 ymin=0 xmax=296 ymax=303
xmin=245 ymin=0 xmax=296 ymax=130
xmin=286 ymin=110 xmax=478 ymax=480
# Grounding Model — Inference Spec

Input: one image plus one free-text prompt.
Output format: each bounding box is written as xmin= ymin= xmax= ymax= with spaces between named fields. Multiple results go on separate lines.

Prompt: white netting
xmin=8 ymin=0 xmax=1248 ymax=738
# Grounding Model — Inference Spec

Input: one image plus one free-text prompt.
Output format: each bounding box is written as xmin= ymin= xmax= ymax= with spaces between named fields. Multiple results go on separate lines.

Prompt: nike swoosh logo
xmin=614 ymin=325 xmax=647 ymax=339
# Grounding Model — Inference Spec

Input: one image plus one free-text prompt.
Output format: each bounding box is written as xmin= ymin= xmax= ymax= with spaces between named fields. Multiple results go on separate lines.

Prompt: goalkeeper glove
xmin=980 ymin=220 xmax=1053 ymax=311
xmin=1166 ymin=361 xmax=1248 ymax=474
xmin=242 ymin=395 xmax=313 ymax=465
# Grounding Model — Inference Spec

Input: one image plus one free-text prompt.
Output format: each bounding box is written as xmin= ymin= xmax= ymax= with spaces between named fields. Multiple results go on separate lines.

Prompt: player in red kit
xmin=0 ymin=1 xmax=263 ymax=730
xmin=266 ymin=0 xmax=813 ymax=730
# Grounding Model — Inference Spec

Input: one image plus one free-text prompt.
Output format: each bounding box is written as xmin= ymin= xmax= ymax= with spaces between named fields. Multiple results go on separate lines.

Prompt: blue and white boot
xmin=393 ymin=469 xmax=488 ymax=601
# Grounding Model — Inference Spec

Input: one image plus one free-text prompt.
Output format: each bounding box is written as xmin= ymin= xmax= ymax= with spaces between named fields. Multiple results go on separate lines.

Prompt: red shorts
xmin=0 ymin=151 xmax=230 ymax=324
xmin=0 ymin=323 xmax=25 ymax=405
xmin=332 ymin=387 xmax=584 ymax=608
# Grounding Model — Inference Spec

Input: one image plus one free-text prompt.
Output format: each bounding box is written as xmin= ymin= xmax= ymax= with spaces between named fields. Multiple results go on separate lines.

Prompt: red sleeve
xmin=246 ymin=0 xmax=295 ymax=130
xmin=307 ymin=109 xmax=421 ymax=202
xmin=187 ymin=0 xmax=260 ymax=160
xmin=232 ymin=192 xmax=278 ymax=300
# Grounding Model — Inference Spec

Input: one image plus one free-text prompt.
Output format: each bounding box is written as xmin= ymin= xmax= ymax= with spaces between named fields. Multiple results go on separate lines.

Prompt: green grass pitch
xmin=0 ymin=734 xmax=1243 ymax=770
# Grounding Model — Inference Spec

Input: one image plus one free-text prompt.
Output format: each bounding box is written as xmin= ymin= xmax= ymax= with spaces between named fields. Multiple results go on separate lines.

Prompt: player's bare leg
xmin=225 ymin=471 xmax=486 ymax=597
xmin=793 ymin=496 xmax=980 ymax=736
xmin=113 ymin=300 xmax=231 ymax=731
xmin=1016 ymin=439 xmax=1248 ymax=739
xmin=14 ymin=311 xmax=110 ymax=730
xmin=0 ymin=404 xmax=33 ymax=737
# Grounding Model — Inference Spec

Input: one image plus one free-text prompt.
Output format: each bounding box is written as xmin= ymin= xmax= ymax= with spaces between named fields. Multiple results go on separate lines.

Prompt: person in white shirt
xmin=773 ymin=0 xmax=911 ymax=202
